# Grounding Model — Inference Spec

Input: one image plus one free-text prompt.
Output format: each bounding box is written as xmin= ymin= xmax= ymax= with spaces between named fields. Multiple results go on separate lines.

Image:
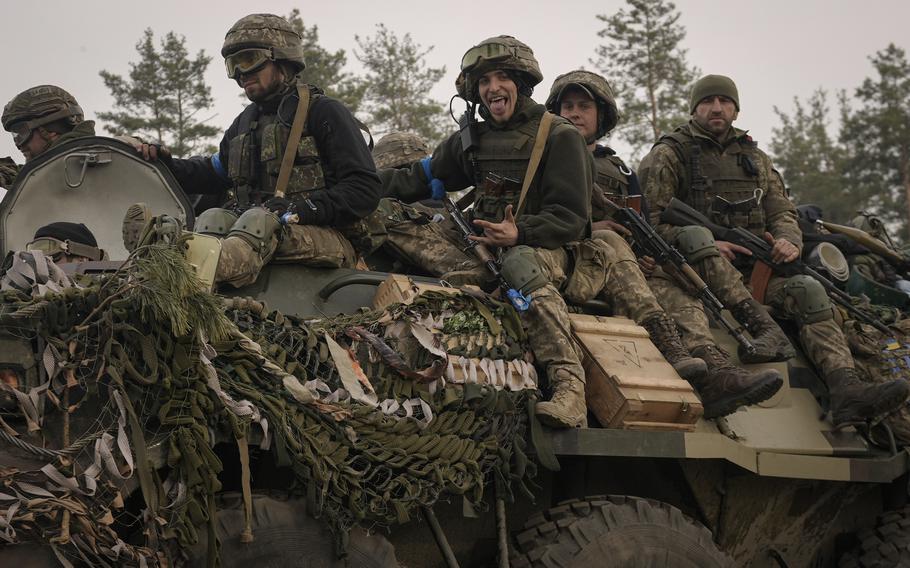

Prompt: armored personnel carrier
xmin=0 ymin=135 xmax=907 ymax=568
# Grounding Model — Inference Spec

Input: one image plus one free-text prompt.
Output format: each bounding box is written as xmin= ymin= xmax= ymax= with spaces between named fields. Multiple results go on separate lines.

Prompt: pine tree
xmin=593 ymin=0 xmax=700 ymax=159
xmin=770 ymin=90 xmax=857 ymax=221
xmin=285 ymin=9 xmax=364 ymax=111
xmin=354 ymin=24 xmax=448 ymax=144
xmin=99 ymin=29 xmax=219 ymax=157
xmin=839 ymin=43 xmax=910 ymax=239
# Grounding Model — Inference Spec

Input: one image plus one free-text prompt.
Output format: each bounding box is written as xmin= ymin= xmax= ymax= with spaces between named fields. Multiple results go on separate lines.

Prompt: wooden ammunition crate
xmin=570 ymin=314 xmax=703 ymax=431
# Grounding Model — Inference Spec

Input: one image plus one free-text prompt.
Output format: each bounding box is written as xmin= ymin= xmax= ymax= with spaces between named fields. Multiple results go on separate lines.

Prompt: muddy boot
xmin=641 ymin=314 xmax=707 ymax=381
xmin=122 ymin=203 xmax=153 ymax=252
xmin=730 ymin=299 xmax=796 ymax=364
xmin=827 ymin=368 xmax=910 ymax=427
xmin=535 ymin=371 xmax=587 ymax=429
xmin=690 ymin=345 xmax=783 ymax=419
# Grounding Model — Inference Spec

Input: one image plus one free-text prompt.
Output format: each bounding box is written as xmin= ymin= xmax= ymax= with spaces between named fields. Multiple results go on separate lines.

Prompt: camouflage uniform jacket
xmin=591 ymin=146 xmax=646 ymax=223
xmin=382 ymin=97 xmax=593 ymax=249
xmin=169 ymin=83 xmax=380 ymax=228
xmin=639 ymin=120 xmax=801 ymax=252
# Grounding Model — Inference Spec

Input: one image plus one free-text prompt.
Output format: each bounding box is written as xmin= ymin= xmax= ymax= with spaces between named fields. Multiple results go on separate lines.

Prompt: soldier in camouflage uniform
xmin=131 ymin=14 xmax=380 ymax=287
xmin=1 ymin=85 xmax=94 ymax=177
xmin=381 ymin=36 xmax=596 ymax=428
xmin=547 ymin=70 xmax=782 ymax=418
xmin=640 ymin=74 xmax=910 ymax=426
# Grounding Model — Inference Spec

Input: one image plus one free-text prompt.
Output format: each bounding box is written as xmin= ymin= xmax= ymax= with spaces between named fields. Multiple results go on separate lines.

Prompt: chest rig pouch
xmin=471 ymin=118 xmax=540 ymax=224
xmin=227 ymin=85 xmax=327 ymax=205
xmin=592 ymin=153 xmax=638 ymax=219
xmin=665 ymin=131 xmax=766 ymax=237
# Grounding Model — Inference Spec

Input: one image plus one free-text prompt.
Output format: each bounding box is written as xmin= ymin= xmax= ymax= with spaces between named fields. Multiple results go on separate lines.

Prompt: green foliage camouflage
xmin=0 ymin=241 xmax=539 ymax=566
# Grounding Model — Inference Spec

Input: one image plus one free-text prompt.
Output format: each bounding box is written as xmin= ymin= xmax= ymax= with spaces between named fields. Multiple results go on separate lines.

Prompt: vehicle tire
xmin=510 ymin=494 xmax=733 ymax=568
xmin=186 ymin=492 xmax=399 ymax=568
xmin=839 ymin=505 xmax=910 ymax=567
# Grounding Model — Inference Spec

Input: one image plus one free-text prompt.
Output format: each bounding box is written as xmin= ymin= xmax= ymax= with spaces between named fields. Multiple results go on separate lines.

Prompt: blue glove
xmin=420 ymin=157 xmax=446 ymax=200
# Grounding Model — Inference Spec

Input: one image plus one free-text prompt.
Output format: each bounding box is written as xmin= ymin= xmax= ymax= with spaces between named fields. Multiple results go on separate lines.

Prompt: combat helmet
xmin=222 ymin=13 xmax=306 ymax=79
xmin=2 ymin=85 xmax=83 ymax=148
xmin=372 ymin=132 xmax=430 ymax=169
xmin=456 ymin=36 xmax=542 ymax=103
xmin=546 ymin=70 xmax=620 ymax=138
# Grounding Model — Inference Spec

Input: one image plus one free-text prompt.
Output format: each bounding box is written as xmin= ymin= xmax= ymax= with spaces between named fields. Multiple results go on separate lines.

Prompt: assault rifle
xmin=444 ymin=197 xmax=531 ymax=312
xmin=609 ymin=206 xmax=756 ymax=355
xmin=661 ymin=198 xmax=894 ymax=336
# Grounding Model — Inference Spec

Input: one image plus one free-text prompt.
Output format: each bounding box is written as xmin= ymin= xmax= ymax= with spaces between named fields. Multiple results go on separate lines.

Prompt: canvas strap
xmin=515 ymin=111 xmax=554 ymax=216
xmin=274 ymin=85 xmax=311 ymax=198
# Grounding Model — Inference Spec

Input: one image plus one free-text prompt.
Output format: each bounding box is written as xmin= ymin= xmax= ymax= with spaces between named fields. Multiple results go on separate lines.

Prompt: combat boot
xmin=122 ymin=203 xmax=153 ymax=252
xmin=827 ymin=368 xmax=910 ymax=427
xmin=535 ymin=372 xmax=587 ymax=429
xmin=641 ymin=314 xmax=707 ymax=380
xmin=690 ymin=345 xmax=783 ymax=419
xmin=731 ymin=298 xmax=796 ymax=364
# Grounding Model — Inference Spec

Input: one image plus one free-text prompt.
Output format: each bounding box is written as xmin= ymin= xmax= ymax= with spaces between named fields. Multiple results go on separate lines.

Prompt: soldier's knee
xmin=675 ymin=226 xmax=719 ymax=263
xmin=783 ymin=275 xmax=832 ymax=324
xmin=501 ymin=246 xmax=549 ymax=295
xmin=195 ymin=208 xmax=239 ymax=237
xmin=227 ymin=207 xmax=282 ymax=256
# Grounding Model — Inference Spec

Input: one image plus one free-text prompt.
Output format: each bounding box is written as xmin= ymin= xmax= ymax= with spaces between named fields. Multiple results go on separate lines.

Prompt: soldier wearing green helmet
xmin=133 ymin=13 xmax=380 ymax=288
xmin=0 ymin=85 xmax=93 ymax=184
xmin=640 ymin=74 xmax=910 ymax=426
xmin=547 ymin=69 xmax=784 ymax=418
xmin=380 ymin=36 xmax=599 ymax=428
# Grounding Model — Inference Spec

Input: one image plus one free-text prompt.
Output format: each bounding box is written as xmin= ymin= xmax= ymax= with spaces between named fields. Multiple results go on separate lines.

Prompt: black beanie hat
xmin=33 ymin=222 xmax=98 ymax=247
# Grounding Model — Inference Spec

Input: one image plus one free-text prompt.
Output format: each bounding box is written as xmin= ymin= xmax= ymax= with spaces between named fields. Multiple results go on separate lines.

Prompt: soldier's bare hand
xmin=716 ymin=240 xmax=752 ymax=261
xmin=638 ymin=255 xmax=657 ymax=276
xmin=471 ymin=205 xmax=519 ymax=247
xmin=591 ymin=219 xmax=631 ymax=236
xmin=765 ymin=232 xmax=799 ymax=263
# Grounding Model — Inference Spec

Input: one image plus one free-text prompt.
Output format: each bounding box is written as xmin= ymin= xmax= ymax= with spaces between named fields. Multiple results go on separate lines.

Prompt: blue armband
xmin=211 ymin=152 xmax=229 ymax=180
xmin=420 ymin=157 xmax=446 ymax=200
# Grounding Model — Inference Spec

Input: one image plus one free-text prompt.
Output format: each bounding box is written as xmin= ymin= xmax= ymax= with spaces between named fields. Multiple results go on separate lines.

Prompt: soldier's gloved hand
xmin=263 ymin=197 xmax=292 ymax=214
xmin=638 ymin=255 xmax=657 ymax=276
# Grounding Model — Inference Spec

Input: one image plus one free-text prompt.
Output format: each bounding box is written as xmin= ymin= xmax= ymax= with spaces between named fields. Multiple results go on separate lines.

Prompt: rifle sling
xmin=515 ymin=111 xmax=555 ymax=217
xmin=274 ymin=85 xmax=311 ymax=199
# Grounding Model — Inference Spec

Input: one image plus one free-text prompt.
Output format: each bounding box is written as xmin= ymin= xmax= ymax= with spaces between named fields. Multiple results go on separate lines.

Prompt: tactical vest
xmin=660 ymin=126 xmax=766 ymax=236
xmin=470 ymin=112 xmax=546 ymax=224
xmin=226 ymin=85 xmax=326 ymax=205
xmin=591 ymin=150 xmax=634 ymax=222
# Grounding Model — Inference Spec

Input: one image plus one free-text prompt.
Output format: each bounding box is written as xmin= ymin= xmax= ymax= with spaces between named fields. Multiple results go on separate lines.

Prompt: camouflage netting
xmin=0 ymin=239 xmax=540 ymax=566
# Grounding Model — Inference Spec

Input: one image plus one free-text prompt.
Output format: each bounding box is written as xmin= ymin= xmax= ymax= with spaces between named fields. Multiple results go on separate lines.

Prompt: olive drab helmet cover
xmin=372 ymin=132 xmax=430 ymax=169
xmin=2 ymin=85 xmax=84 ymax=137
xmin=456 ymin=36 xmax=543 ymax=103
xmin=545 ymin=70 xmax=620 ymax=139
xmin=221 ymin=13 xmax=306 ymax=76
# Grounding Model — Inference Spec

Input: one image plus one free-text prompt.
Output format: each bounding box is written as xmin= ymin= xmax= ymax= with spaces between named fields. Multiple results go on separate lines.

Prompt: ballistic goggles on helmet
xmin=9 ymin=106 xmax=82 ymax=149
xmin=26 ymin=237 xmax=103 ymax=262
xmin=225 ymin=47 xmax=275 ymax=79
xmin=460 ymin=41 xmax=529 ymax=71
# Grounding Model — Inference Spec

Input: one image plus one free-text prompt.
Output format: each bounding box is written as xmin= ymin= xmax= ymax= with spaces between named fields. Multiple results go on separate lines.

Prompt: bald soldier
xmin=640 ymin=74 xmax=909 ymax=426
xmin=546 ymin=70 xmax=782 ymax=418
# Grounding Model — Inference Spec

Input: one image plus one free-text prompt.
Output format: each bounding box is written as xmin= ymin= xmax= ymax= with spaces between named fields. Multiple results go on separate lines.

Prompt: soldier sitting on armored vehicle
xmin=1 ymin=85 xmax=92 ymax=169
xmin=130 ymin=13 xmax=381 ymax=288
xmin=547 ymin=69 xmax=783 ymax=418
xmin=640 ymin=74 xmax=910 ymax=426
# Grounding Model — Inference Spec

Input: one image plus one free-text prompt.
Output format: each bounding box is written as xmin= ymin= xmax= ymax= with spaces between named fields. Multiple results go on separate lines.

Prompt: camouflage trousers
xmin=382 ymin=201 xmax=585 ymax=387
xmin=216 ymin=224 xmax=357 ymax=288
xmin=657 ymin=249 xmax=855 ymax=375
xmin=586 ymin=229 xmax=667 ymax=323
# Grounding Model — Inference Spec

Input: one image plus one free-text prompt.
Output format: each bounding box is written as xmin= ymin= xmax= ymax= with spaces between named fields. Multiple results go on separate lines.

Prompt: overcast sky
xmin=2 ymin=0 xmax=907 ymax=163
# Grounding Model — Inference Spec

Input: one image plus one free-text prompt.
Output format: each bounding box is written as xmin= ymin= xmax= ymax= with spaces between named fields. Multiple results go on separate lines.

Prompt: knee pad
xmin=675 ymin=225 xmax=719 ymax=264
xmin=500 ymin=246 xmax=549 ymax=295
xmin=227 ymin=207 xmax=282 ymax=255
xmin=195 ymin=208 xmax=239 ymax=237
xmin=783 ymin=275 xmax=832 ymax=324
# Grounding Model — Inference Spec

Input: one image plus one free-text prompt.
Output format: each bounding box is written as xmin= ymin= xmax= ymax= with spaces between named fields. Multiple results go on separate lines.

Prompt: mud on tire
xmin=510 ymin=494 xmax=732 ymax=568
xmin=839 ymin=505 xmax=910 ymax=567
